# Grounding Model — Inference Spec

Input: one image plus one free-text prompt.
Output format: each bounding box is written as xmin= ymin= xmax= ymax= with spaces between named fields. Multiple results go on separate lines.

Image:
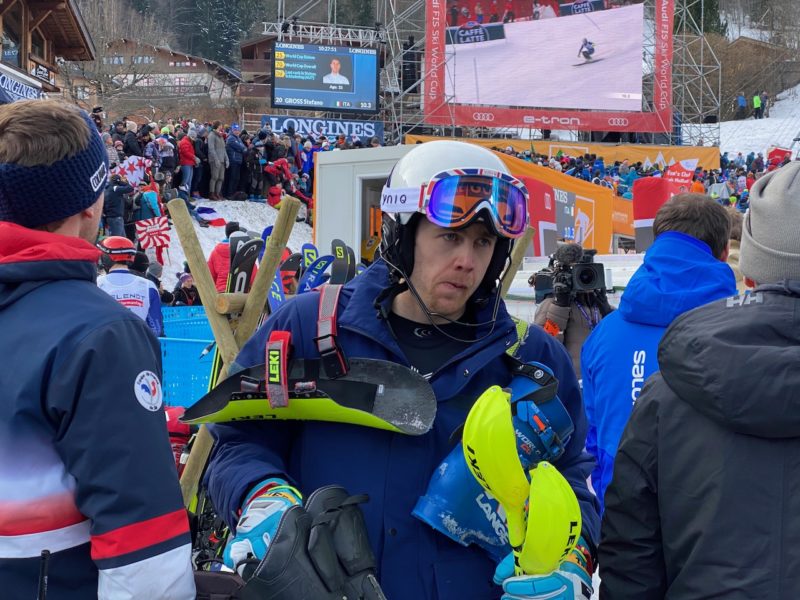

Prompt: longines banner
xmin=260 ymin=115 xmax=384 ymax=143
xmin=404 ymin=134 xmax=721 ymax=170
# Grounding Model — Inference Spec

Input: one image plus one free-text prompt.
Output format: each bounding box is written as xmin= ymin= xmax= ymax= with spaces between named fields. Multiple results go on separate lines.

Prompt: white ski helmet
xmin=379 ymin=140 xmax=529 ymax=304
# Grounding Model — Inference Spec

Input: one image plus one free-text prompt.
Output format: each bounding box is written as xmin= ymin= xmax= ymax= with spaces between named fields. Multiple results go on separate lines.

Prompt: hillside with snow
xmin=720 ymin=82 xmax=800 ymax=156
xmin=159 ymin=200 xmax=313 ymax=291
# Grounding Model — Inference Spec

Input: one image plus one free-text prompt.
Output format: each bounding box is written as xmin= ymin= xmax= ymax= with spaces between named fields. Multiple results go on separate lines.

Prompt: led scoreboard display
xmin=271 ymin=42 xmax=380 ymax=114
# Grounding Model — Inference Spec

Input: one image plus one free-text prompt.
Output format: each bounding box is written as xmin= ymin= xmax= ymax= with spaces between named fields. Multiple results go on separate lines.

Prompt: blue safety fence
xmin=163 ymin=316 xmax=213 ymax=340
xmin=162 ymin=305 xmax=208 ymax=321
xmin=160 ymin=337 xmax=215 ymax=408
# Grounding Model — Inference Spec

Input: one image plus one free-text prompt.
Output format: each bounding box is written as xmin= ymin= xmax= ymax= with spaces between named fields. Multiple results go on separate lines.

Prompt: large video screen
xmin=271 ymin=42 xmax=379 ymax=114
xmin=425 ymin=0 xmax=674 ymax=132
xmin=446 ymin=3 xmax=643 ymax=111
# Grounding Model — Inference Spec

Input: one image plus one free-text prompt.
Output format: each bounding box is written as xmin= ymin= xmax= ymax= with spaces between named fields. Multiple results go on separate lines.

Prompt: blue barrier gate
xmin=160 ymin=337 xmax=214 ymax=408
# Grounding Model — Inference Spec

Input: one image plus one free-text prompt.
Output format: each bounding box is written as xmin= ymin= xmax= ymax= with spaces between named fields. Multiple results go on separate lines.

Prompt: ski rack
xmin=168 ymin=196 xmax=301 ymax=507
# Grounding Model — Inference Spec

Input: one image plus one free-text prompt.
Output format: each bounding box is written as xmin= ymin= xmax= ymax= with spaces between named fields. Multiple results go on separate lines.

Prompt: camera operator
xmin=531 ymin=243 xmax=613 ymax=374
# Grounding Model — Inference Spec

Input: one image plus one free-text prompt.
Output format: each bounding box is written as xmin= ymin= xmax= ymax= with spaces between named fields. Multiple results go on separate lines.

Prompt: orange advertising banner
xmin=405 ymin=134 xmax=720 ymax=170
xmin=612 ymin=197 xmax=634 ymax=237
xmin=496 ymin=153 xmax=618 ymax=256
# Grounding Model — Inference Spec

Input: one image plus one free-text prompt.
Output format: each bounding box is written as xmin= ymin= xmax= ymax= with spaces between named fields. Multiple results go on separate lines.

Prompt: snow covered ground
xmin=445 ymin=4 xmax=644 ymax=111
xmin=159 ymin=200 xmax=313 ymax=291
xmin=719 ymin=82 xmax=800 ymax=156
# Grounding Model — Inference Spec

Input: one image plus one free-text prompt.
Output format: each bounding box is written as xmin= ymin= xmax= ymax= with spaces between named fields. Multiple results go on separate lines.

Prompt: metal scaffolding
xmin=672 ymin=0 xmax=722 ymax=145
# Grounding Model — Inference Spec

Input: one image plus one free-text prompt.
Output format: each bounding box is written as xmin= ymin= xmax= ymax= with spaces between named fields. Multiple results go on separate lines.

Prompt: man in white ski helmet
xmin=206 ymin=141 xmax=599 ymax=599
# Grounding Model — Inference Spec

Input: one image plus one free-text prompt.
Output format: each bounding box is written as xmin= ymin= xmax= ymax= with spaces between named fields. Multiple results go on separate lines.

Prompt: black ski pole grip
xmin=37 ymin=549 xmax=50 ymax=600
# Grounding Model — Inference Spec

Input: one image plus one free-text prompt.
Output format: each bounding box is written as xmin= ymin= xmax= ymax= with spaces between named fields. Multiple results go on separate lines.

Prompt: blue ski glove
xmin=498 ymin=563 xmax=592 ymax=600
xmin=493 ymin=539 xmax=593 ymax=600
xmin=223 ymin=477 xmax=302 ymax=575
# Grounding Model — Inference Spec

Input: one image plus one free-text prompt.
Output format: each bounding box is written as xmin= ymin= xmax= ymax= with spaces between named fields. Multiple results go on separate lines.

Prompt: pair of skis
xmin=207 ymin=230 xmax=265 ymax=390
xmin=294 ymin=238 xmax=362 ymax=294
xmin=208 ymin=234 xmax=365 ymax=387
xmin=195 ymin=234 xmax=435 ymax=436
xmin=184 ymin=358 xmax=437 ymax=436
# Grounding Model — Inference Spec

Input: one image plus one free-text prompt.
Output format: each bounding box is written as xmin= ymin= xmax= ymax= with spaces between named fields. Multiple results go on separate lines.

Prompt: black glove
xmin=553 ymin=272 xmax=573 ymax=307
xmin=594 ymin=288 xmax=614 ymax=316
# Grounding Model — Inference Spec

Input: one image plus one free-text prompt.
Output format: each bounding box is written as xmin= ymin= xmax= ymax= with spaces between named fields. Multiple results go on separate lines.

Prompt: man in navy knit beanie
xmin=0 ymin=100 xmax=195 ymax=598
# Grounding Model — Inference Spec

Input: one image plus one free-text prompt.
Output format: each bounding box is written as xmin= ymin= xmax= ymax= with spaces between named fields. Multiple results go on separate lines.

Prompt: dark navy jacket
xmin=0 ymin=223 xmax=194 ymax=599
xmin=225 ymin=133 xmax=246 ymax=164
xmin=206 ymin=260 xmax=599 ymax=600
xmin=581 ymin=232 xmax=736 ymax=513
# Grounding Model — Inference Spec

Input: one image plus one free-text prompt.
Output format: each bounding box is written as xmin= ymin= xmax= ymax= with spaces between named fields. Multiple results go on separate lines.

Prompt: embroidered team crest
xmin=135 ymin=370 xmax=163 ymax=411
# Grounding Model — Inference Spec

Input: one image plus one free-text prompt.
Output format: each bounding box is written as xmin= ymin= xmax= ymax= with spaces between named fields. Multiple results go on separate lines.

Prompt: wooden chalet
xmin=0 ymin=0 xmax=95 ymax=102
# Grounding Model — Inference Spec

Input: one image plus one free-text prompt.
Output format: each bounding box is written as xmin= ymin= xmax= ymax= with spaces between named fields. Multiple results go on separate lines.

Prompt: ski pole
xmin=199 ymin=341 xmax=216 ymax=359
xmin=500 ymin=225 xmax=536 ymax=298
xmin=37 ymin=549 xmax=50 ymax=600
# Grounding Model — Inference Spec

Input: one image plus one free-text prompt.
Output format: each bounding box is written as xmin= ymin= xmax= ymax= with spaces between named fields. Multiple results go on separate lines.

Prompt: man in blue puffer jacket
xmin=205 ymin=141 xmax=601 ymax=600
xmin=581 ymin=193 xmax=736 ymax=513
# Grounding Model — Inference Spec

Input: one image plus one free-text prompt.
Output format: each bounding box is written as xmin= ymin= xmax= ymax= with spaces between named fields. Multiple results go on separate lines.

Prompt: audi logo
xmin=472 ymin=112 xmax=495 ymax=122
xmin=607 ymin=118 xmax=630 ymax=127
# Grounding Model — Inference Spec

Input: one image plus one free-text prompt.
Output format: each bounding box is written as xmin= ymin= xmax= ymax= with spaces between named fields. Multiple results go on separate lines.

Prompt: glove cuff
xmin=244 ymin=477 xmax=303 ymax=509
xmin=566 ymin=535 xmax=595 ymax=575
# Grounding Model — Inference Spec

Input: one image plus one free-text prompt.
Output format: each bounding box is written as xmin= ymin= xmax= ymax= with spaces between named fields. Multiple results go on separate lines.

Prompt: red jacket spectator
xmin=178 ymin=135 xmax=196 ymax=167
xmin=746 ymin=173 xmax=756 ymax=190
xmin=207 ymin=240 xmax=258 ymax=292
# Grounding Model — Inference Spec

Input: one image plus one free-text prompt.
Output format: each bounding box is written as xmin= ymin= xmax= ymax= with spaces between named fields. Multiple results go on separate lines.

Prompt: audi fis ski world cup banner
xmin=424 ymin=0 xmax=674 ymax=132
xmin=260 ymin=115 xmax=384 ymax=143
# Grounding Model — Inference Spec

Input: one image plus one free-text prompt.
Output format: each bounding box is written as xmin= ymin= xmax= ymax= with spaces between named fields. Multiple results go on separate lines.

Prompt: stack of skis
xmin=228 ymin=229 xmax=365 ymax=315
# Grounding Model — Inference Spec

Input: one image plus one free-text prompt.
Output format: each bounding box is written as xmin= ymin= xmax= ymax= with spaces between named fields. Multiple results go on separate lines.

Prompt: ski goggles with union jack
xmin=382 ymin=168 xmax=529 ymax=239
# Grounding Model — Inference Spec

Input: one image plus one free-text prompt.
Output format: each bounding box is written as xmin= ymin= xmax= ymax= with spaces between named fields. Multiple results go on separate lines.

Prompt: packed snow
xmin=719 ymin=82 xmax=800 ymax=155
xmin=159 ymin=200 xmax=313 ymax=292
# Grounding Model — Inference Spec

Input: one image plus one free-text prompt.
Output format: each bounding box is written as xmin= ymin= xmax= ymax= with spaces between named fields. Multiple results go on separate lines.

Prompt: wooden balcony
xmin=241 ymin=59 xmax=269 ymax=75
xmin=237 ymin=83 xmax=270 ymax=98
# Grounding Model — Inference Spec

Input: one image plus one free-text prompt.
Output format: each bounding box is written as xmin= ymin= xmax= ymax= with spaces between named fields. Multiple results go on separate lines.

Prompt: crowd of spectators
xmin=492 ymin=143 xmax=793 ymax=212
xmin=97 ymin=115 xmax=384 ymax=224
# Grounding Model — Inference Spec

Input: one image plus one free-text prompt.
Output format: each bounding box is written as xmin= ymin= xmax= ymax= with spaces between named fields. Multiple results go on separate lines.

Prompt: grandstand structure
xmin=263 ymin=0 xmax=721 ymax=146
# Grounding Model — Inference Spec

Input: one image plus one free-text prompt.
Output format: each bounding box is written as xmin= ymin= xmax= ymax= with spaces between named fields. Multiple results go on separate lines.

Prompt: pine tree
xmin=699 ymin=0 xmax=727 ymax=35
xmin=680 ymin=0 xmax=727 ymax=36
xmin=336 ymin=0 xmax=375 ymax=27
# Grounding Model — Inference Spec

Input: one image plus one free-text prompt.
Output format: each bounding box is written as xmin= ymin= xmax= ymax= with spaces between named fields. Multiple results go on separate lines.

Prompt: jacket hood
xmin=659 ymin=281 xmax=800 ymax=438
xmin=619 ymin=231 xmax=736 ymax=327
xmin=0 ymin=222 xmax=99 ymax=309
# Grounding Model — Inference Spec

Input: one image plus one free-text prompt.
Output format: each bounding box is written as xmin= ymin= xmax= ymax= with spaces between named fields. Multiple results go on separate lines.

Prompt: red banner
xmin=632 ymin=177 xmax=671 ymax=251
xmin=662 ymin=160 xmax=697 ymax=192
xmin=521 ymin=177 xmax=557 ymax=256
xmin=767 ymin=146 xmax=791 ymax=171
xmin=424 ymin=0 xmax=674 ymax=132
